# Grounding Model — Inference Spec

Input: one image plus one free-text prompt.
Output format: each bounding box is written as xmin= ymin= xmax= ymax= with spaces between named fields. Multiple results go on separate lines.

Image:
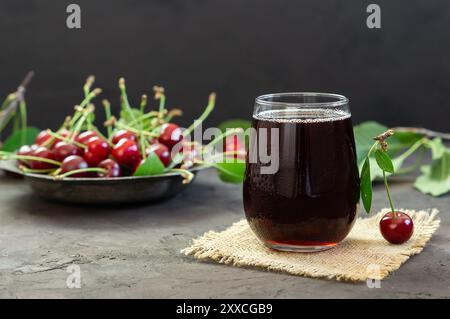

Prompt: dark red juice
xmin=243 ymin=109 xmax=360 ymax=249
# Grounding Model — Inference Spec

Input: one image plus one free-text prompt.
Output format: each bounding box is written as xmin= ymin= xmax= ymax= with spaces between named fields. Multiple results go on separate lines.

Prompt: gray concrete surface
xmin=0 ymin=169 xmax=449 ymax=298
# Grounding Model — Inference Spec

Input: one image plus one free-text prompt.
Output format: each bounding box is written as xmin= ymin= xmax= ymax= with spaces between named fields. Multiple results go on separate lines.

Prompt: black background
xmin=1 ymin=0 xmax=449 ymax=131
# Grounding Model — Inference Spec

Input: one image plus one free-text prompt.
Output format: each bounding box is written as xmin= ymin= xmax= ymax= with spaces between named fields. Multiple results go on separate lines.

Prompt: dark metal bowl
xmin=0 ymin=160 xmax=204 ymax=204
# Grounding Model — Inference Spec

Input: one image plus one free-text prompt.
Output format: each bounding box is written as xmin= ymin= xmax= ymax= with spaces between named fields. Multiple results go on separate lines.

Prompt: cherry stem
xmin=395 ymin=137 xmax=428 ymax=163
xmin=102 ymin=99 xmax=113 ymax=139
xmin=1 ymin=93 xmax=16 ymax=111
xmin=69 ymin=88 xmax=102 ymax=128
xmin=19 ymin=100 xmax=27 ymax=145
xmin=56 ymin=167 xmax=107 ymax=178
xmin=383 ymin=168 xmax=396 ymax=215
xmin=70 ymin=106 xmax=95 ymax=141
xmin=0 ymin=94 xmax=18 ymax=133
xmin=140 ymin=132 xmax=147 ymax=160
xmin=183 ymin=93 xmax=216 ymax=137
xmin=169 ymin=168 xmax=194 ymax=184
xmin=119 ymin=78 xmax=138 ymax=124
xmin=126 ymin=111 xmax=158 ymax=127
xmin=138 ymin=95 xmax=148 ymax=159
xmin=46 ymin=129 xmax=87 ymax=149
xmin=396 ymin=147 xmax=426 ymax=175
xmin=19 ymin=166 xmax=56 ymax=174
xmin=83 ymin=75 xmax=95 ymax=98
xmin=13 ymin=111 xmax=20 ymax=132
xmin=164 ymin=108 xmax=182 ymax=123
xmin=0 ymin=72 xmax=33 ymax=131
xmin=1 ymin=153 xmax=61 ymax=166
xmin=80 ymin=89 xmax=102 ymax=108
xmin=140 ymin=94 xmax=148 ymax=114
xmin=40 ymin=123 xmax=67 ymax=148
xmin=115 ymin=122 xmax=158 ymax=137
xmin=158 ymin=94 xmax=166 ymax=118
xmin=51 ymin=168 xmax=62 ymax=176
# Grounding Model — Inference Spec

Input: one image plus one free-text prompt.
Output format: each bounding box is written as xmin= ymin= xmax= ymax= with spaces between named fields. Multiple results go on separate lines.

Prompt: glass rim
xmin=255 ymin=92 xmax=349 ymax=108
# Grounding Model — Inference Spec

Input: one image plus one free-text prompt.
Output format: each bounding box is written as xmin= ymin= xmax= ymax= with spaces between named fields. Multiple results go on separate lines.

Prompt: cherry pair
xmin=73 ymin=130 xmax=110 ymax=166
xmin=62 ymin=130 xmax=110 ymax=166
xmin=35 ymin=129 xmax=70 ymax=148
xmin=61 ymin=156 xmax=121 ymax=177
xmin=17 ymin=144 xmax=56 ymax=170
xmin=111 ymin=129 xmax=172 ymax=168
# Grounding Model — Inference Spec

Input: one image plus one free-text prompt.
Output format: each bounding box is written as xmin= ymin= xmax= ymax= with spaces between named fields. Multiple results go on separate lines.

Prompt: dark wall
xmin=1 ymin=0 xmax=450 ymax=131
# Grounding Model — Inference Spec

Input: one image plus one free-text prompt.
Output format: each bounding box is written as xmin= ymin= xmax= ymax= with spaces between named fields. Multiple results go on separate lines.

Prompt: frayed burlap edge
xmin=181 ymin=208 xmax=440 ymax=282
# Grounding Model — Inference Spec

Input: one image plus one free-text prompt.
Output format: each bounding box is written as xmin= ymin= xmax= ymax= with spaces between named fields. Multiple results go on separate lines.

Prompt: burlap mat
xmin=182 ymin=208 xmax=440 ymax=282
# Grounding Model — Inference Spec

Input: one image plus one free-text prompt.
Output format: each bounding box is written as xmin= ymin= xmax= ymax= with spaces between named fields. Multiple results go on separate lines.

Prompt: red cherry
xmin=225 ymin=135 xmax=245 ymax=159
xmin=29 ymin=146 xmax=57 ymax=170
xmin=97 ymin=159 xmax=121 ymax=178
xmin=159 ymin=123 xmax=183 ymax=149
xmin=379 ymin=211 xmax=414 ymax=244
xmin=53 ymin=141 xmax=83 ymax=162
xmin=35 ymin=130 xmax=53 ymax=146
xmin=75 ymin=130 xmax=98 ymax=145
xmin=83 ymin=136 xmax=110 ymax=167
xmin=112 ymin=138 xmax=141 ymax=168
xmin=17 ymin=145 xmax=38 ymax=167
xmin=35 ymin=129 xmax=72 ymax=148
xmin=61 ymin=155 xmax=89 ymax=177
xmin=112 ymin=130 xmax=136 ymax=145
xmin=18 ymin=145 xmax=38 ymax=155
xmin=146 ymin=142 xmax=171 ymax=166
xmin=17 ymin=145 xmax=33 ymax=157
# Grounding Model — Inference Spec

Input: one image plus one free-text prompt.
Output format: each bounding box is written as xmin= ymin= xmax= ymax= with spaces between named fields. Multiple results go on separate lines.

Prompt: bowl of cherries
xmin=0 ymin=77 xmax=246 ymax=204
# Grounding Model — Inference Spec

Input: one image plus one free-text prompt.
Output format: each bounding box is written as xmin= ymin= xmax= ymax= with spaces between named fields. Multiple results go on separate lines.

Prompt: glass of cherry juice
xmin=243 ymin=93 xmax=360 ymax=252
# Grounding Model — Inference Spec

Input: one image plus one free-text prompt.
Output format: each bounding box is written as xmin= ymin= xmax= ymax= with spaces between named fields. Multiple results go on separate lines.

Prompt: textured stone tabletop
xmin=0 ymin=169 xmax=449 ymax=298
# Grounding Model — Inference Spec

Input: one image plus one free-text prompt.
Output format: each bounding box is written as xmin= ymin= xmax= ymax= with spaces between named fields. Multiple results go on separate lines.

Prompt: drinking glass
xmin=243 ymin=93 xmax=360 ymax=252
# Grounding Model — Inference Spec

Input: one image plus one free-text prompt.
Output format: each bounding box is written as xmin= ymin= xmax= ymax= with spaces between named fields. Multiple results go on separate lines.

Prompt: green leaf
xmin=394 ymin=131 xmax=423 ymax=145
xmin=218 ymin=119 xmax=251 ymax=132
xmin=375 ymin=149 xmax=394 ymax=173
xmin=362 ymin=156 xmax=403 ymax=181
xmin=360 ymin=157 xmax=372 ymax=213
xmin=133 ymin=152 xmax=165 ymax=176
xmin=426 ymin=138 xmax=446 ymax=160
xmin=214 ymin=160 xmax=246 ymax=183
xmin=430 ymin=151 xmax=450 ymax=180
xmin=414 ymin=150 xmax=450 ymax=196
xmin=119 ymin=108 xmax=143 ymax=124
xmin=1 ymin=127 xmax=39 ymax=152
xmin=118 ymin=108 xmax=154 ymax=131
